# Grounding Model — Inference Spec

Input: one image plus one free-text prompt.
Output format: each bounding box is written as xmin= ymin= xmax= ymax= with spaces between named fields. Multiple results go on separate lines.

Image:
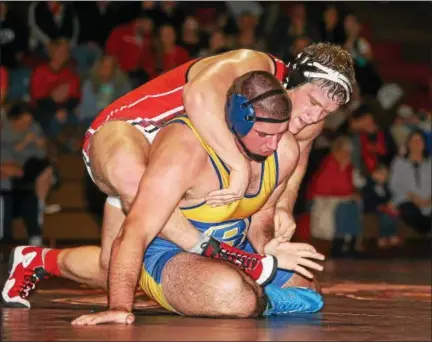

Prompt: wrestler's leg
xmin=161 ymin=253 xmax=266 ymax=318
xmin=57 ymin=121 xmax=202 ymax=288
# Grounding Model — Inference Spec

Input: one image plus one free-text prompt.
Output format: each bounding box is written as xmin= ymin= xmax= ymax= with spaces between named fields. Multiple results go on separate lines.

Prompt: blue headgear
xmin=226 ymin=88 xmax=289 ymax=137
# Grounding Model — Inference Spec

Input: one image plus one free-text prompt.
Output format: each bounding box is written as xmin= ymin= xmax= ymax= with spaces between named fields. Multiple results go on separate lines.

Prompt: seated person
xmin=362 ymin=164 xmax=401 ymax=248
xmin=1 ymin=102 xmax=59 ymax=218
xmin=389 ymin=130 xmax=431 ymax=235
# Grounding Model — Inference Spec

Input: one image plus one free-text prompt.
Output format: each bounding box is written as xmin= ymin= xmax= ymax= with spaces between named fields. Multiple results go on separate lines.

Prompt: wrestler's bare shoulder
xmin=188 ymin=49 xmax=274 ymax=80
xmin=151 ymin=121 xmax=208 ymax=171
xmin=296 ymin=121 xmax=325 ymax=143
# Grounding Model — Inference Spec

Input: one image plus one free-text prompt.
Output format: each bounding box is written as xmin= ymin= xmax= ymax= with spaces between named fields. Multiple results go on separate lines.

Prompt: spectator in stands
xmin=78 ymin=55 xmax=131 ymax=129
xmin=350 ymin=104 xmax=397 ymax=174
xmin=145 ymin=23 xmax=190 ymax=79
xmin=361 ymin=164 xmax=401 ymax=248
xmin=309 ymin=136 xmax=365 ymax=258
xmin=0 ymin=66 xmax=8 ymax=118
xmin=30 ymin=39 xmax=80 ymax=151
xmin=389 ymin=130 xmax=431 ymax=235
xmin=344 ymin=14 xmax=383 ymax=97
xmin=1 ymin=2 xmax=32 ymax=102
xmin=158 ymin=1 xmax=186 ymax=31
xmin=178 ymin=16 xmax=206 ymax=58
xmin=198 ymin=30 xmax=229 ymax=57
xmin=0 ymin=143 xmax=44 ymax=246
xmin=0 ymin=2 xmax=29 ymax=69
xmin=285 ymin=36 xmax=312 ymax=62
xmin=105 ymin=11 xmax=155 ymax=85
xmin=390 ymin=105 xmax=416 ymax=155
xmin=2 ymin=102 xmax=60 ymax=212
xmin=270 ymin=3 xmax=321 ymax=61
xmin=234 ymin=11 xmax=266 ymax=51
xmin=74 ymin=2 xmax=126 ymax=50
xmin=28 ymin=2 xmax=79 ymax=55
xmin=319 ymin=5 xmax=346 ymax=46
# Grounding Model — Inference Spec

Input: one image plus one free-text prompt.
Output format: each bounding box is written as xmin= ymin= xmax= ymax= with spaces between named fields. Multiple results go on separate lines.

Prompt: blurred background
xmin=0 ymin=1 xmax=431 ymax=258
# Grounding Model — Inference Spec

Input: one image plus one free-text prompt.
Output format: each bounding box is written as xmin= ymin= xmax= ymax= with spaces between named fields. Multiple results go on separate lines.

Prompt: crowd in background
xmin=1 ymin=1 xmax=431 ymax=254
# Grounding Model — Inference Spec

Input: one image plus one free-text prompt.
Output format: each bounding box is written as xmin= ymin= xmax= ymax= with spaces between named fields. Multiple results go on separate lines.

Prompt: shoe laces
xmin=19 ymin=268 xmax=50 ymax=299
xmin=201 ymin=242 xmax=259 ymax=271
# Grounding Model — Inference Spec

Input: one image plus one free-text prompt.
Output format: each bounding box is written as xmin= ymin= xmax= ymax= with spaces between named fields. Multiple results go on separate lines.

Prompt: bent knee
xmin=213 ymin=267 xmax=264 ymax=318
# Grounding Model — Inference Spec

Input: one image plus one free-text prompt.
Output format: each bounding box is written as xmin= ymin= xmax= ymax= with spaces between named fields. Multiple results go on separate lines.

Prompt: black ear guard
xmin=284 ymin=52 xmax=353 ymax=104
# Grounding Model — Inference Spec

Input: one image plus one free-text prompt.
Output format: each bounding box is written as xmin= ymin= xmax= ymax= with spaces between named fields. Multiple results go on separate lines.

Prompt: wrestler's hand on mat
xmin=205 ymin=161 xmax=251 ymax=206
xmin=264 ymin=238 xmax=325 ymax=279
xmin=71 ymin=309 xmax=135 ymax=326
xmin=273 ymin=207 xmax=296 ymax=242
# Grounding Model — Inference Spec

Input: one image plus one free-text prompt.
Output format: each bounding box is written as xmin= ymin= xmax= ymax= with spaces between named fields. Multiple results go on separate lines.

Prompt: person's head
xmin=371 ymin=164 xmax=389 ymax=184
xmin=237 ymin=11 xmax=258 ymax=32
xmin=209 ymin=30 xmax=225 ymax=51
xmin=226 ymin=71 xmax=292 ymax=162
xmin=344 ymin=14 xmax=360 ymax=37
xmin=48 ymin=39 xmax=70 ymax=69
xmin=135 ymin=13 xmax=154 ymax=37
xmin=291 ymin=36 xmax=311 ymax=57
xmin=182 ymin=16 xmax=199 ymax=34
xmin=323 ymin=5 xmax=339 ymax=28
xmin=96 ymin=55 xmax=117 ymax=83
xmin=159 ymin=24 xmax=176 ymax=48
xmin=331 ymin=135 xmax=353 ymax=164
xmin=351 ymin=104 xmax=378 ymax=133
xmin=285 ymin=42 xmax=356 ymax=134
xmin=291 ymin=3 xmax=306 ymax=22
xmin=405 ymin=130 xmax=427 ymax=158
xmin=0 ymin=2 xmax=8 ymax=20
xmin=7 ymin=101 xmax=34 ymax=131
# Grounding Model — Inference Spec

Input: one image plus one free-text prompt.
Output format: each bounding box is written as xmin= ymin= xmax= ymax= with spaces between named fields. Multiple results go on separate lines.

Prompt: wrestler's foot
xmin=201 ymin=237 xmax=277 ymax=286
xmin=2 ymin=246 xmax=52 ymax=308
xmin=262 ymin=284 xmax=324 ymax=315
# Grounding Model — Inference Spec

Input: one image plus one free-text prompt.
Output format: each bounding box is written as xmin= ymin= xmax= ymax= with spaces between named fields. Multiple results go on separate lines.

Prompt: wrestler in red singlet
xmin=82 ymin=54 xmax=288 ymax=163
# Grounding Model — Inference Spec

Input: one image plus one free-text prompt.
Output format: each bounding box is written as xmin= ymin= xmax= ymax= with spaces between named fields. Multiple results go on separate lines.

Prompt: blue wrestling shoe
xmin=262 ymin=284 xmax=324 ymax=316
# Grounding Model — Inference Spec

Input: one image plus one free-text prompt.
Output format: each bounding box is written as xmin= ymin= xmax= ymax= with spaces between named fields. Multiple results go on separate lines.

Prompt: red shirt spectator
xmin=30 ymin=63 xmax=80 ymax=103
xmin=359 ymin=130 xmax=387 ymax=173
xmin=0 ymin=66 xmax=8 ymax=105
xmin=309 ymin=154 xmax=354 ymax=198
xmin=308 ymin=137 xmax=355 ymax=200
xmin=144 ymin=24 xmax=190 ymax=79
xmin=105 ymin=16 xmax=154 ymax=73
xmin=30 ymin=39 xmax=80 ymax=110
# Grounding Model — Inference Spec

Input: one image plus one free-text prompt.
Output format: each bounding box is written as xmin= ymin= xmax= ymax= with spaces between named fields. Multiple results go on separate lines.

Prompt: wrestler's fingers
xmin=71 ymin=314 xmax=92 ymax=325
xmin=294 ymin=265 xmax=314 ymax=279
xmin=297 ymin=257 xmax=324 ymax=272
xmin=297 ymin=250 xmax=326 ymax=261
xmin=292 ymin=243 xmax=317 ymax=253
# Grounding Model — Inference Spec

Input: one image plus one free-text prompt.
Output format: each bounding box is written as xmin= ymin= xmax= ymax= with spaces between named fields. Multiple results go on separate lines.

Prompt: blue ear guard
xmin=226 ymin=89 xmax=288 ymax=137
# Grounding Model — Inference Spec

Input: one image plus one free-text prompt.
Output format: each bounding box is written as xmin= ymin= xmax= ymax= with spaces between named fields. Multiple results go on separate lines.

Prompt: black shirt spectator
xmin=0 ymin=2 xmax=29 ymax=69
xmin=28 ymin=2 xmax=79 ymax=51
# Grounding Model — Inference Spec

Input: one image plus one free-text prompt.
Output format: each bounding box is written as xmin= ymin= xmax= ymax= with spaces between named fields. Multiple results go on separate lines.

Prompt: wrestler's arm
xmin=183 ymin=49 xmax=274 ymax=204
xmin=275 ymin=123 xmax=324 ymax=214
xmin=107 ymin=125 xmax=207 ymax=313
xmin=247 ymin=132 xmax=300 ymax=253
xmin=247 ymin=182 xmax=287 ymax=254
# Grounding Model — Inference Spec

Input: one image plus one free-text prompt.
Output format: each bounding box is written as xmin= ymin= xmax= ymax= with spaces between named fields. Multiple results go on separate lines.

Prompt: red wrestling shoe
xmin=201 ymin=237 xmax=277 ymax=286
xmin=2 ymin=246 xmax=52 ymax=308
